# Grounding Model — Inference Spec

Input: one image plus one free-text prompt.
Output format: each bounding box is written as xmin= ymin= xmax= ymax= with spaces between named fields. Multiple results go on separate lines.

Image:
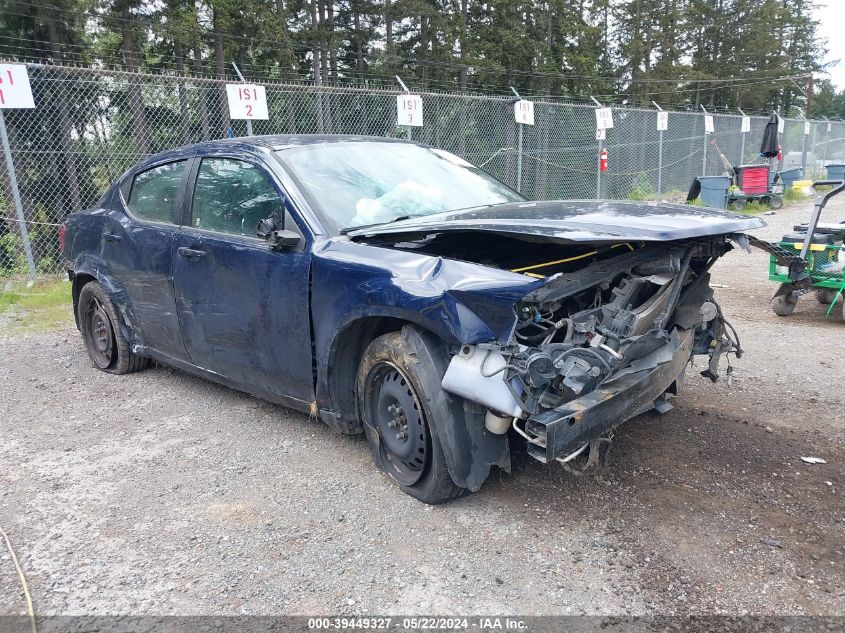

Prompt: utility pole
xmin=806 ymin=75 xmax=814 ymax=117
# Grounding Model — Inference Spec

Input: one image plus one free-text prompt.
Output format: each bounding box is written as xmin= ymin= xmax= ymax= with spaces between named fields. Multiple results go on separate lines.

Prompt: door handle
xmin=177 ymin=247 xmax=207 ymax=259
xmin=103 ymin=233 xmax=122 ymax=243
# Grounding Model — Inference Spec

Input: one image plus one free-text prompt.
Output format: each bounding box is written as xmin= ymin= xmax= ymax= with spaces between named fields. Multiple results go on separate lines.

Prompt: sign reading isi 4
xmin=514 ymin=99 xmax=534 ymax=125
xmin=0 ymin=64 xmax=35 ymax=109
xmin=225 ymin=84 xmax=269 ymax=120
xmin=397 ymin=94 xmax=423 ymax=127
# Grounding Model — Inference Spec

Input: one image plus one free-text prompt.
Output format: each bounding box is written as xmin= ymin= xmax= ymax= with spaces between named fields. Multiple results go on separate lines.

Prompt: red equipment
xmin=599 ymin=148 xmax=608 ymax=172
xmin=735 ymin=164 xmax=769 ymax=195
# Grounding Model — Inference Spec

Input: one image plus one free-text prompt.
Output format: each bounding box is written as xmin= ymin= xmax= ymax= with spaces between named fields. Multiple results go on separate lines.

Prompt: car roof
xmin=132 ymin=134 xmax=414 ymax=172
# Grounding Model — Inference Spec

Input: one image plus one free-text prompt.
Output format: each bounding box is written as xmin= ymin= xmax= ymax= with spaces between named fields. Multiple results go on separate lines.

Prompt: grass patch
xmin=784 ymin=187 xmax=808 ymax=203
xmin=0 ymin=277 xmax=73 ymax=333
xmin=738 ymin=201 xmax=770 ymax=214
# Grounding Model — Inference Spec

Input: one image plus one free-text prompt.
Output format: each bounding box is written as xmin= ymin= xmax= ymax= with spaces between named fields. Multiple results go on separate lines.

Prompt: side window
xmin=191 ymin=158 xmax=284 ymax=237
xmin=127 ymin=161 xmax=186 ymax=223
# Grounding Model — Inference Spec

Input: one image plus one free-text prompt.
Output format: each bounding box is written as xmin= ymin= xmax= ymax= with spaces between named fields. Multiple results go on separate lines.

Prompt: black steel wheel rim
xmin=84 ymin=295 xmax=114 ymax=368
xmin=365 ymin=362 xmax=429 ymax=486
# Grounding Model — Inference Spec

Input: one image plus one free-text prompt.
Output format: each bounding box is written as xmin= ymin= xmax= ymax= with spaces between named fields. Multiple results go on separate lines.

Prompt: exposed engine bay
xmin=438 ymin=235 xmax=742 ymax=465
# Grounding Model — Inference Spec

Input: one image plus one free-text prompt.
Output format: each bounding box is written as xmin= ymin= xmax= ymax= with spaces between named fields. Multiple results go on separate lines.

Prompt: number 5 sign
xmin=225 ymin=84 xmax=268 ymax=120
xmin=397 ymin=94 xmax=423 ymax=126
xmin=0 ymin=64 xmax=35 ymax=109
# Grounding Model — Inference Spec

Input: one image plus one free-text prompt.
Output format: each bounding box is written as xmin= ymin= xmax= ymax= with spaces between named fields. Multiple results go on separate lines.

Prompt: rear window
xmin=128 ymin=161 xmax=187 ymax=223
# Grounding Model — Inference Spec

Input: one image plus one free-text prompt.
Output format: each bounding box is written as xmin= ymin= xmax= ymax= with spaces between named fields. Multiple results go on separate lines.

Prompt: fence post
xmin=396 ymin=76 xmax=412 ymax=141
xmin=0 ymin=109 xmax=36 ymax=281
xmin=810 ymin=120 xmax=817 ymax=179
xmin=231 ymin=62 xmax=253 ymax=137
xmin=510 ymin=87 xmax=523 ymax=192
xmin=738 ymin=108 xmax=747 ymax=166
xmin=800 ymin=117 xmax=808 ymax=175
xmin=596 ymin=140 xmax=601 ymax=200
xmin=700 ymin=105 xmax=709 ymax=175
xmin=822 ymin=117 xmax=830 ymax=169
xmin=653 ymin=101 xmax=663 ymax=195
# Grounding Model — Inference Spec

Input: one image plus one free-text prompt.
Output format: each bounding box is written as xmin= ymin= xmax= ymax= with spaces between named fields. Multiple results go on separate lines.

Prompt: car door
xmin=104 ymin=159 xmax=190 ymax=360
xmin=171 ymin=155 xmax=314 ymax=404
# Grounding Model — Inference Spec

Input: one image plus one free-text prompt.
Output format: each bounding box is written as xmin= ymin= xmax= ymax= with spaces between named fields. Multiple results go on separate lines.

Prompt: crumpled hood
xmin=346 ymin=200 xmax=765 ymax=243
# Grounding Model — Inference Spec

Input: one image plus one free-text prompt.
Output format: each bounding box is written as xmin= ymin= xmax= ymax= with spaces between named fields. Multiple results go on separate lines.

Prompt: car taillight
xmin=58 ymin=223 xmax=66 ymax=255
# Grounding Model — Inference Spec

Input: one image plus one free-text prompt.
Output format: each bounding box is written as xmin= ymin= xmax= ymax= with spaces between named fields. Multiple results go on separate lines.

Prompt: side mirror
xmin=257 ymin=210 xmax=302 ymax=250
xmin=268 ymin=229 xmax=302 ymax=250
xmin=256 ymin=214 xmax=280 ymax=240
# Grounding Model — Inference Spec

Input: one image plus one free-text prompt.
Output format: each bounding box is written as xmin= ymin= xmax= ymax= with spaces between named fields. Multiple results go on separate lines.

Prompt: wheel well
xmin=328 ymin=317 xmax=416 ymax=433
xmin=71 ymin=273 xmax=97 ymax=328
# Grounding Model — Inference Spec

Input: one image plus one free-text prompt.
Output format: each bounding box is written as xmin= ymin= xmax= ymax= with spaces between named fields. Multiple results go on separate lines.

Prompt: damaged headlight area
xmin=441 ymin=238 xmax=742 ymax=464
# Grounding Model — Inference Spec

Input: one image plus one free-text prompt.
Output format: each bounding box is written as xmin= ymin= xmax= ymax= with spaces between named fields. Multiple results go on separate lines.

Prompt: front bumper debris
xmin=522 ymin=328 xmax=694 ymax=463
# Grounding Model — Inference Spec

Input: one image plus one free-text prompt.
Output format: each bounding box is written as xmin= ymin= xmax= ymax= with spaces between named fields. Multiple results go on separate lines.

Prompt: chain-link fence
xmin=3 ymin=62 xmax=845 ymax=280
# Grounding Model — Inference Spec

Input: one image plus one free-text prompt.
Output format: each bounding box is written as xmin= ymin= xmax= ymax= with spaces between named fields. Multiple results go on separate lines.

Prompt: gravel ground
xmin=0 ymin=200 xmax=843 ymax=617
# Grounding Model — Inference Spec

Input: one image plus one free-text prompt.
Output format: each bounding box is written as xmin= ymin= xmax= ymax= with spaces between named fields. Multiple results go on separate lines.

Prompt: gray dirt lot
xmin=0 ymin=200 xmax=843 ymax=617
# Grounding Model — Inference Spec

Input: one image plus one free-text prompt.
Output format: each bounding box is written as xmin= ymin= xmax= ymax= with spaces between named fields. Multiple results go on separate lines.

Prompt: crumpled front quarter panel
xmin=312 ymin=238 xmax=539 ymax=343
xmin=310 ymin=238 xmax=540 ymax=400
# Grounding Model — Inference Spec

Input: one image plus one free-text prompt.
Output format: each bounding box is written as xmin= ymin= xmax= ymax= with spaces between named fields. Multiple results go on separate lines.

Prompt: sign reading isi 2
xmin=0 ymin=64 xmax=35 ymax=109
xmin=225 ymin=84 xmax=269 ymax=120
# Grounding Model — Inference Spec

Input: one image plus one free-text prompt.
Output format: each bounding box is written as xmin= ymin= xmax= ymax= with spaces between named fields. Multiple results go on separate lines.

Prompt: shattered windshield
xmin=274 ymin=141 xmax=524 ymax=233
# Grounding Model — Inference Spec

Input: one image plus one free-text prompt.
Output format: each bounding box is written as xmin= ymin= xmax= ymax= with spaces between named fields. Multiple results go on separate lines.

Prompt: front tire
xmin=772 ymin=292 xmax=798 ymax=316
xmin=78 ymin=281 xmax=149 ymax=374
xmin=358 ymin=330 xmax=466 ymax=504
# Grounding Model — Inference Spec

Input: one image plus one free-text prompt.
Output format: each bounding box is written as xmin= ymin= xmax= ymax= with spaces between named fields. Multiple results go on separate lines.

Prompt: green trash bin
xmin=698 ymin=176 xmax=731 ymax=209
xmin=825 ymin=164 xmax=845 ymax=181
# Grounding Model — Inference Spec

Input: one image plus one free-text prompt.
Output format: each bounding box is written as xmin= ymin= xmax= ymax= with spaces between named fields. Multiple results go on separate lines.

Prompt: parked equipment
xmin=768 ymin=180 xmax=845 ymax=319
xmin=728 ymin=164 xmax=784 ymax=210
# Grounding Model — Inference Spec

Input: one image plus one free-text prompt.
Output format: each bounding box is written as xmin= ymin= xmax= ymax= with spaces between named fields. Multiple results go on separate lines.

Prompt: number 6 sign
xmin=225 ymin=84 xmax=268 ymax=120
xmin=397 ymin=94 xmax=423 ymax=127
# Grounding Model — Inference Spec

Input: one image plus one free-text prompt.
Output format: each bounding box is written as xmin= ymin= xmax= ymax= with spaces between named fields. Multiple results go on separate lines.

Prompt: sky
xmin=816 ymin=1 xmax=845 ymax=89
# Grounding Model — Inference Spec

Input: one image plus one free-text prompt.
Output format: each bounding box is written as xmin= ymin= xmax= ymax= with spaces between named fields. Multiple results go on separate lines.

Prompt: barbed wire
xmin=1 ymin=63 xmax=843 ymax=279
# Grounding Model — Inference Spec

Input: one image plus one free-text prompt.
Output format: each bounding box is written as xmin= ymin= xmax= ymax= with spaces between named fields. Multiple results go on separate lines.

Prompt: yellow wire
xmin=0 ymin=525 xmax=36 ymax=633
xmin=511 ymin=249 xmax=598 ymax=273
xmin=511 ymin=243 xmax=636 ymax=276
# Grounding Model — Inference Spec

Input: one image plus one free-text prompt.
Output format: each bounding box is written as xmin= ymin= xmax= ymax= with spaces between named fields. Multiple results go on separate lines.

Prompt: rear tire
xmin=78 ymin=281 xmax=149 ymax=374
xmin=772 ymin=292 xmax=798 ymax=316
xmin=729 ymin=198 xmax=746 ymax=212
xmin=769 ymin=195 xmax=784 ymax=210
xmin=815 ymin=288 xmax=837 ymax=304
xmin=358 ymin=330 xmax=467 ymax=504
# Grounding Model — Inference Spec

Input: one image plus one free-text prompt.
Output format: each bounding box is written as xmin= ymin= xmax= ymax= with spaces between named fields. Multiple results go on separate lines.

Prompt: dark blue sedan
xmin=62 ymin=135 xmax=763 ymax=503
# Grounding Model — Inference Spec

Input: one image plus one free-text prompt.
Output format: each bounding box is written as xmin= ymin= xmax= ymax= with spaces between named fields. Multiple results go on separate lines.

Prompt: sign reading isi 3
xmin=397 ymin=94 xmax=423 ymax=127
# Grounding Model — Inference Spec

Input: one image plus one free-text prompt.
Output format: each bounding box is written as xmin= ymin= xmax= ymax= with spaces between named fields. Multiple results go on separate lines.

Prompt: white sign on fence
xmin=741 ymin=116 xmax=751 ymax=133
xmin=397 ymin=94 xmax=423 ymax=126
xmin=656 ymin=111 xmax=668 ymax=131
xmin=704 ymin=115 xmax=714 ymax=134
xmin=777 ymin=115 xmax=784 ymax=134
xmin=595 ymin=107 xmax=614 ymax=130
xmin=225 ymin=84 xmax=269 ymax=119
xmin=514 ymin=99 xmax=534 ymax=125
xmin=828 ymin=122 xmax=833 ymax=133
xmin=804 ymin=121 xmax=811 ymax=136
xmin=0 ymin=64 xmax=35 ymax=109
xmin=596 ymin=128 xmax=606 ymax=140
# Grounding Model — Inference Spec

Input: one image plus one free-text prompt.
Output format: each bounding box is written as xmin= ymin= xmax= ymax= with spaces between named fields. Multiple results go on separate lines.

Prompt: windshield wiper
xmin=340 ymin=214 xmax=415 ymax=235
